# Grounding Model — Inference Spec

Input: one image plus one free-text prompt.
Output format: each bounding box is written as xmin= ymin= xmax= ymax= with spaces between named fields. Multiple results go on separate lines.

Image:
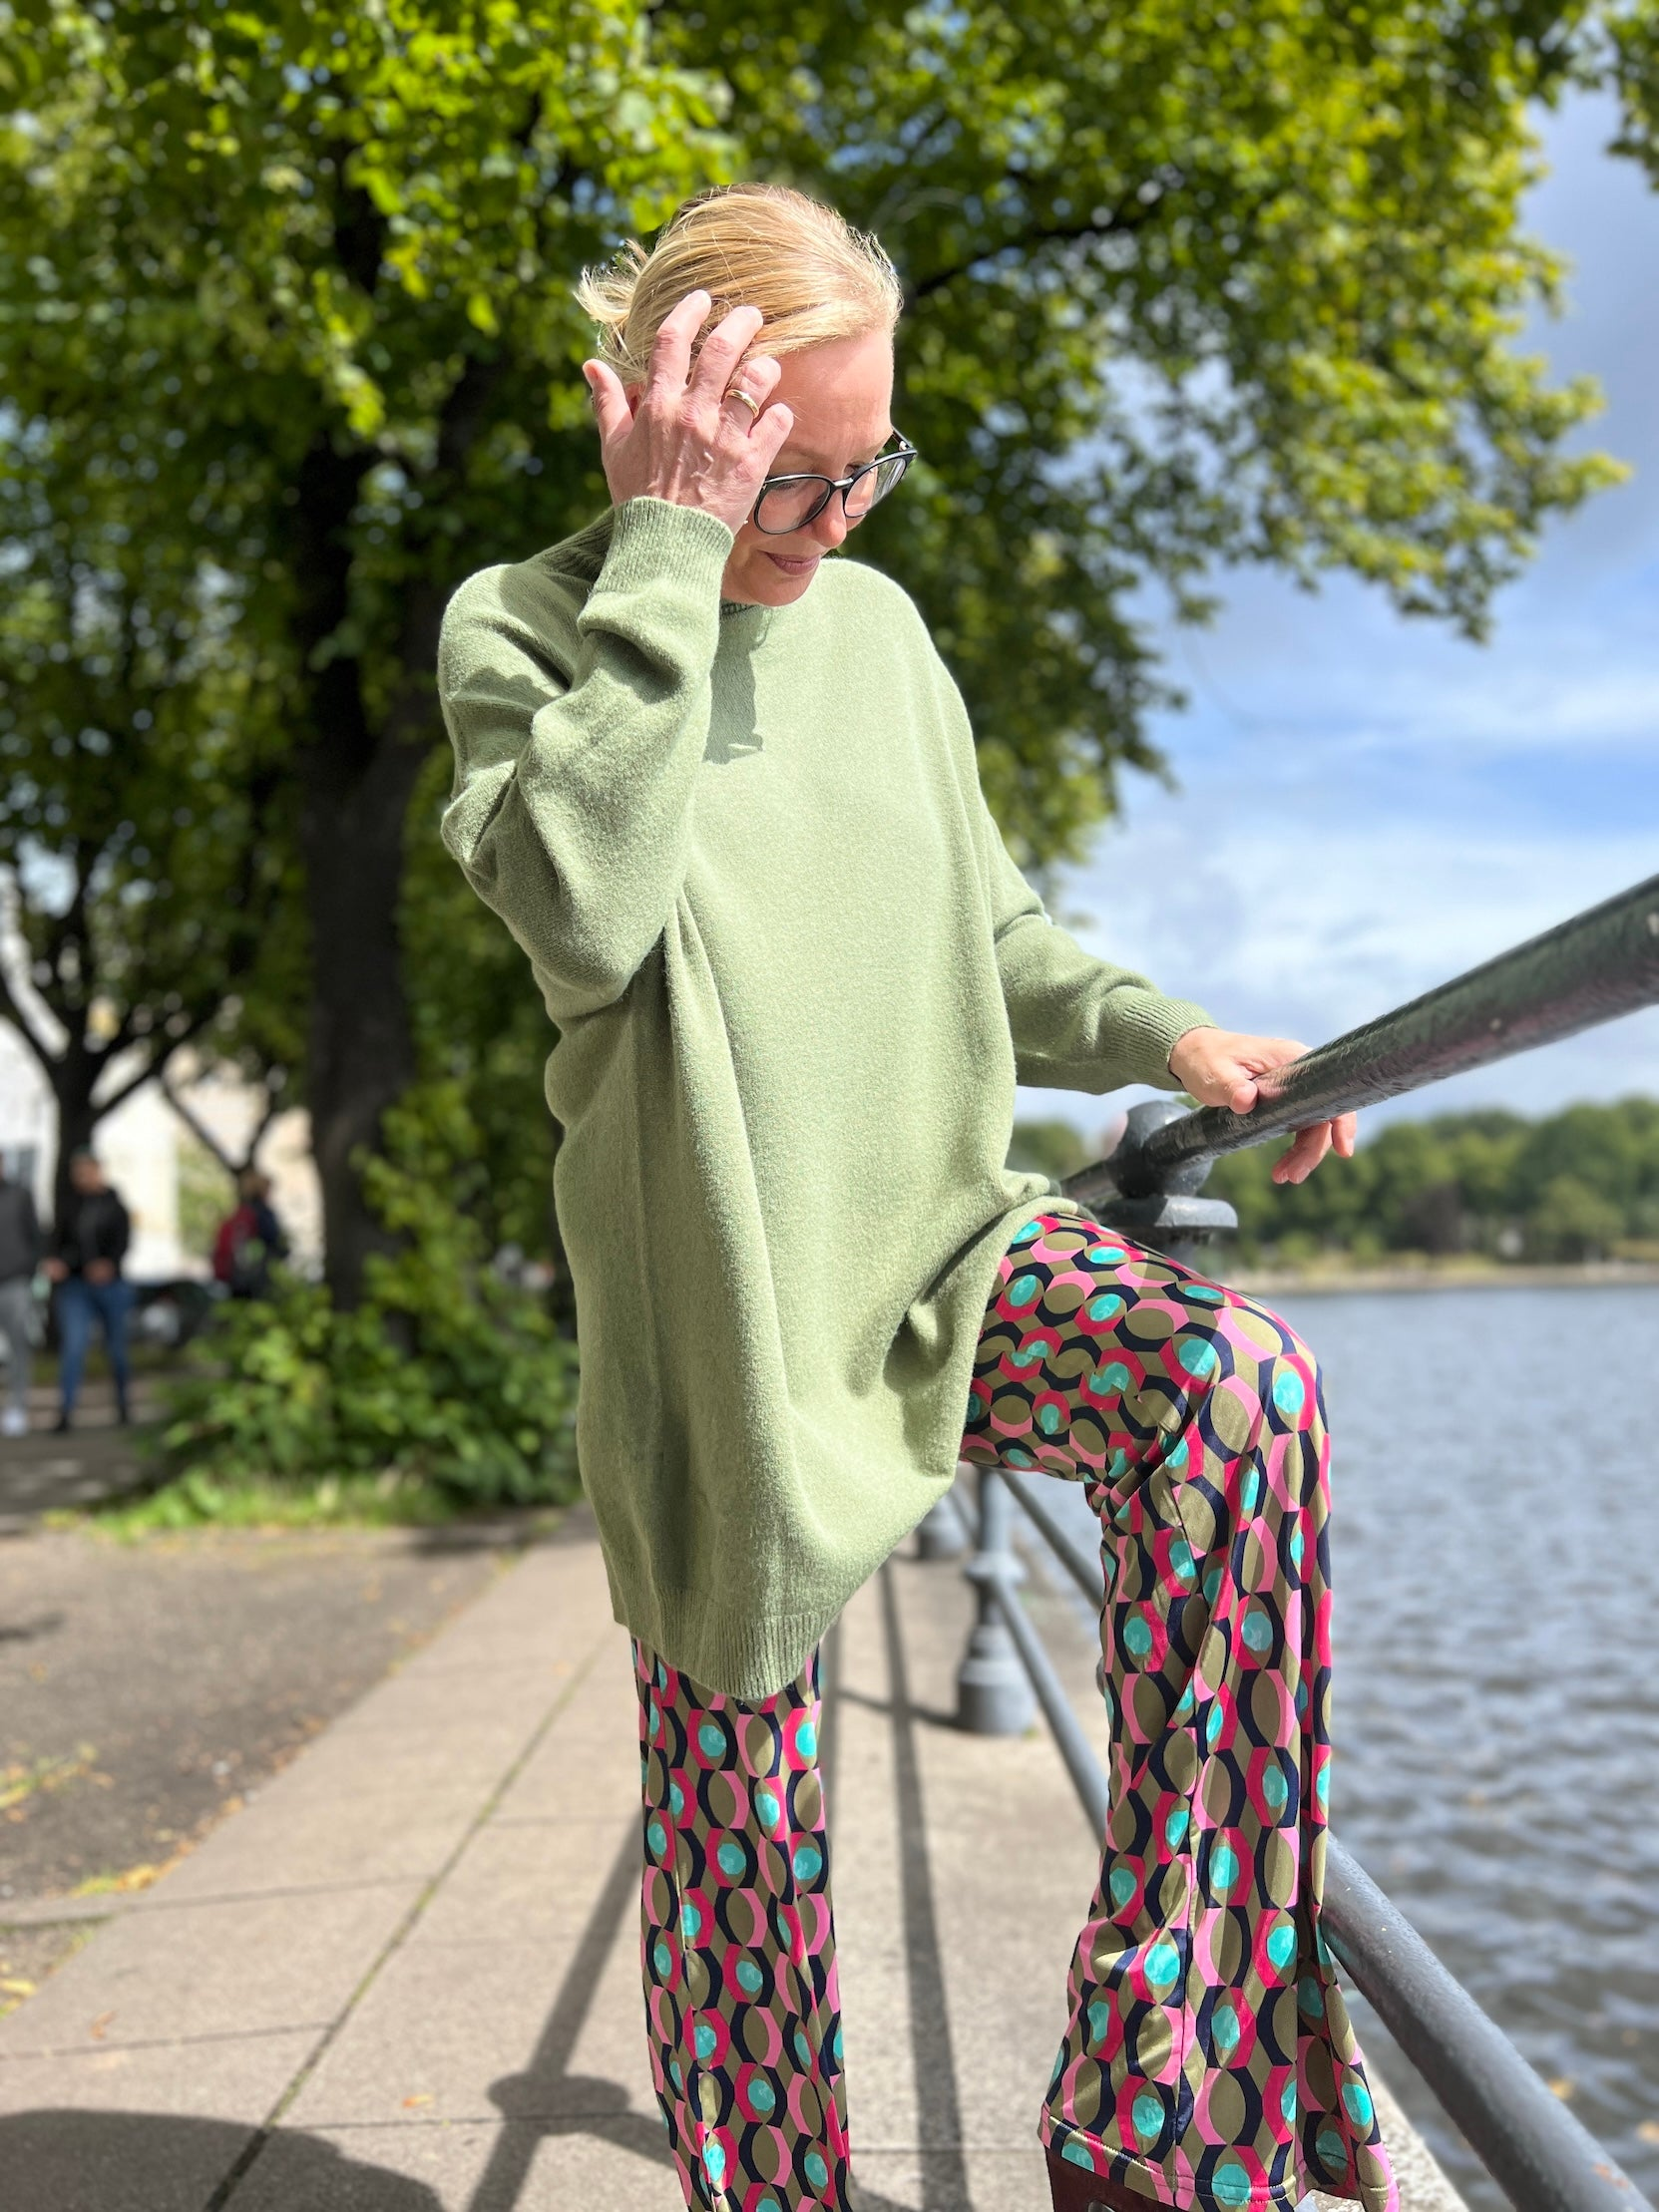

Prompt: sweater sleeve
xmin=437 ymin=497 xmax=735 ymax=1018
xmin=972 ymin=780 xmax=1215 ymax=1094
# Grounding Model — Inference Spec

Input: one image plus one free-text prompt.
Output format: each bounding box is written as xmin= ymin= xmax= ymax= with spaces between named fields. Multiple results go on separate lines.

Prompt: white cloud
xmin=1018 ymin=795 xmax=1659 ymax=1139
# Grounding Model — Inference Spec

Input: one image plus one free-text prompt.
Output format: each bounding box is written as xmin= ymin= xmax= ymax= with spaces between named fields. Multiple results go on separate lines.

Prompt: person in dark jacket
xmin=0 ymin=1159 xmax=42 ymax=1437
xmin=210 ymin=1168 xmax=288 ymax=1299
xmin=44 ymin=1150 xmax=133 ymax=1432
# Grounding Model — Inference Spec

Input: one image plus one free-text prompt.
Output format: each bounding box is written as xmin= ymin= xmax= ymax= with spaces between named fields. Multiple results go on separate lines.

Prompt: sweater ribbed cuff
xmin=596 ymin=496 xmax=735 ymax=600
xmin=1112 ymin=992 xmax=1217 ymax=1090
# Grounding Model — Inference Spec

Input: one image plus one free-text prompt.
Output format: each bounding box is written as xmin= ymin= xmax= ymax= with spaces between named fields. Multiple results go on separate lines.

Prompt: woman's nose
xmin=810 ymin=497 xmax=851 ymax=549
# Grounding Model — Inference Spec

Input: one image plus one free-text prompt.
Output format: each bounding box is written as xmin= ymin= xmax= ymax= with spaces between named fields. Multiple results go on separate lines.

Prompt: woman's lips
xmin=764 ymin=552 xmax=819 ymax=575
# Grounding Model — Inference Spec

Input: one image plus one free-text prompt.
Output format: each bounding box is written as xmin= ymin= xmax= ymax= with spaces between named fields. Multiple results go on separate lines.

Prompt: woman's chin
xmin=725 ymin=550 xmax=824 ymax=605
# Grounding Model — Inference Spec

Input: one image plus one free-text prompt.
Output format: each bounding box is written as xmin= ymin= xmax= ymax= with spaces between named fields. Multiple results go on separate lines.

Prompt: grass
xmin=75 ymin=1464 xmax=557 ymax=1540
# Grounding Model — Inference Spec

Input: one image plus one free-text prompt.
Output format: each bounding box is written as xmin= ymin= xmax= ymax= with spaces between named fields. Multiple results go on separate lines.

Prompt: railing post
xmin=956 ymin=1466 xmax=1037 ymax=1734
xmin=914 ymin=1489 xmax=966 ymax=1561
xmin=1066 ymin=1097 xmax=1239 ymax=1269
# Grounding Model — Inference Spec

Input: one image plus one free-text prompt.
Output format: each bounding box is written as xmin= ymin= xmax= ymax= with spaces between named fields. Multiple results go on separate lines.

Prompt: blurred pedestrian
xmin=210 ymin=1168 xmax=288 ymax=1299
xmin=0 ymin=1158 xmax=42 ymax=1438
xmin=44 ymin=1150 xmax=133 ymax=1432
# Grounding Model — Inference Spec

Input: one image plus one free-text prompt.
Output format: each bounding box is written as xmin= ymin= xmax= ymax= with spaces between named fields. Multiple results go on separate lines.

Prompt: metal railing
xmin=927 ymin=871 xmax=1659 ymax=2212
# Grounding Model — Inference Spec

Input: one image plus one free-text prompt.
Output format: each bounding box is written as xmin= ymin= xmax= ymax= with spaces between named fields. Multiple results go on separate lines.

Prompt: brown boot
xmin=1046 ymin=2146 xmax=1168 ymax=2212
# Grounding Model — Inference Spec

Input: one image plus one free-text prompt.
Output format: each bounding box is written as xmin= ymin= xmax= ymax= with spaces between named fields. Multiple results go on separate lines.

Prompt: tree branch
xmin=93 ymin=1002 xmax=218 ymax=1119
xmin=159 ymin=1067 xmax=239 ymax=1179
xmin=904 ymin=193 xmax=1164 ymax=308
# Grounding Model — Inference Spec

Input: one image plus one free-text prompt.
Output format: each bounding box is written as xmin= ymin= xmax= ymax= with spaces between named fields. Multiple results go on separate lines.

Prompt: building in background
xmin=0 ymin=1022 xmax=321 ymax=1281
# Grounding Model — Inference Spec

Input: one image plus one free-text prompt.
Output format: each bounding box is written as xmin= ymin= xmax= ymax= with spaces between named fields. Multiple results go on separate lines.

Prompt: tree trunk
xmin=286 ymin=344 xmax=494 ymax=1305
xmin=50 ymin=1055 xmax=102 ymax=1234
xmin=287 ymin=427 xmax=437 ymax=1311
xmin=298 ymin=731 xmax=428 ymax=1309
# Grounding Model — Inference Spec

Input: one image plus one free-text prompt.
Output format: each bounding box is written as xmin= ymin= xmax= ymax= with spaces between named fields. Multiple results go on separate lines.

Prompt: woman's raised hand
xmin=1166 ymin=1026 xmax=1359 ymax=1186
xmin=581 ymin=291 xmax=794 ymax=539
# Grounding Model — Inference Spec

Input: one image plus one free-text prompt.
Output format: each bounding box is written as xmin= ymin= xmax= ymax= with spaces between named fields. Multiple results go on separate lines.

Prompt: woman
xmin=438 ymin=184 xmax=1394 ymax=2212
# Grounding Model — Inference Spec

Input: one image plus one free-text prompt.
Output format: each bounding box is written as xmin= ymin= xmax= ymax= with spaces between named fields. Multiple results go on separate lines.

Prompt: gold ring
xmin=724 ymin=385 xmax=762 ymax=421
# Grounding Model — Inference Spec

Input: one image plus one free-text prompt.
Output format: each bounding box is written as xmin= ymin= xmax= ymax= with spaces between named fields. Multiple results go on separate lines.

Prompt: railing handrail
xmin=1090 ymin=871 xmax=1659 ymax=1201
xmin=927 ymin=867 xmax=1659 ymax=2212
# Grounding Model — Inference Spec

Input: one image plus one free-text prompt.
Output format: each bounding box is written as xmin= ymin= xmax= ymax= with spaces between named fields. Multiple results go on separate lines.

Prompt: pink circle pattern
xmin=635 ymin=1639 xmax=848 ymax=2211
xmin=962 ymin=1216 xmax=1397 ymax=2212
xmin=632 ymin=1212 xmax=1397 ymax=2212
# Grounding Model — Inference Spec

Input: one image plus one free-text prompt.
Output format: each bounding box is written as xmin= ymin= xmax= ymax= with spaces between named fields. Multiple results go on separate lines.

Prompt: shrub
xmin=155 ymin=1084 xmax=579 ymax=1511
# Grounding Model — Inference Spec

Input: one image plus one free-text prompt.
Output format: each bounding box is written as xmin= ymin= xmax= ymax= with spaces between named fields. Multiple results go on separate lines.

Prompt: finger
xmin=645 ymin=289 xmax=711 ymax=402
xmin=1334 ymin=1112 xmax=1358 ymax=1157
xmin=1288 ymin=1125 xmax=1334 ymax=1184
xmin=582 ymin=361 xmax=632 ymax=448
xmin=1227 ymin=1074 xmax=1260 ymax=1115
xmin=1252 ymin=1040 xmax=1308 ymax=1093
xmin=750 ymin=399 xmax=795 ymax=467
xmin=719 ymin=352 xmax=783 ymax=420
xmin=1270 ymin=1125 xmax=1323 ymax=1185
xmin=689 ymin=302 xmax=766 ymax=402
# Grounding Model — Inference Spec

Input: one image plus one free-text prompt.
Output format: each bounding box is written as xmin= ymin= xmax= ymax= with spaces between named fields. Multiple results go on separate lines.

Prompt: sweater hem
xmin=614 ymin=1576 xmax=886 ymax=1706
xmin=608 ymin=1192 xmax=1094 ymax=1704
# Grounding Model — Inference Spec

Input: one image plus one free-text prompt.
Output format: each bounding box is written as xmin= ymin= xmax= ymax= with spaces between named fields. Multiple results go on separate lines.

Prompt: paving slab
xmin=231 ymin=2114 xmax=684 ymax=2212
xmin=0 ymin=1879 xmax=422 ymax=2056
xmin=0 ymin=2030 xmax=317 ymax=2212
xmin=133 ymin=1784 xmax=489 ymax=1909
xmin=284 ymin=1816 xmax=649 ymax=2132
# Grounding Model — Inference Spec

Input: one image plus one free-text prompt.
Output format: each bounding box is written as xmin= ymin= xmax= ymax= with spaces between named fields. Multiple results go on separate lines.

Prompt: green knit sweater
xmin=437 ymin=497 xmax=1211 ymax=1699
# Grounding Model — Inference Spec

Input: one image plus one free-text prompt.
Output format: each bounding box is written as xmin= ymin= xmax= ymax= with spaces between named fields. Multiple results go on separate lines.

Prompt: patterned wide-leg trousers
xmin=634 ymin=1213 xmax=1396 ymax=2212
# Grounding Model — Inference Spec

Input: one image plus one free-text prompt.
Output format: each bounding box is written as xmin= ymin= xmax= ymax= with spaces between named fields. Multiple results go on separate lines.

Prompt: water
xmin=1036 ymin=1284 xmax=1659 ymax=2212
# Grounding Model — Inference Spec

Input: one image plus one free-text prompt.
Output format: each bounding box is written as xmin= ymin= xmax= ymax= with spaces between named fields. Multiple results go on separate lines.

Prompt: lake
xmin=1035 ymin=1282 xmax=1659 ymax=2212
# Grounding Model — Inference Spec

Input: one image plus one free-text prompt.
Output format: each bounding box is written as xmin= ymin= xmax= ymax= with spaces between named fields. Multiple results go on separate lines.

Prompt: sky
xmin=1017 ymin=92 xmax=1659 ymax=1153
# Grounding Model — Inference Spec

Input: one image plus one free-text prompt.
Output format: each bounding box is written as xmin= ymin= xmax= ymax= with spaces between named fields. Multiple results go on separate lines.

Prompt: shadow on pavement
xmin=0 ymin=1822 xmax=665 ymax=2210
xmin=880 ymin=1561 xmax=971 ymax=2212
xmin=466 ymin=1820 xmax=675 ymax=2210
xmin=0 ymin=2109 xmax=446 ymax=2211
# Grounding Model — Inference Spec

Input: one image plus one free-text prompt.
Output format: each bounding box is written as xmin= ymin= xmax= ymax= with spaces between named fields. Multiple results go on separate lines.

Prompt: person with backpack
xmin=44 ymin=1150 xmax=133 ymax=1432
xmin=210 ymin=1168 xmax=288 ymax=1300
xmin=0 ymin=1157 xmax=42 ymax=1437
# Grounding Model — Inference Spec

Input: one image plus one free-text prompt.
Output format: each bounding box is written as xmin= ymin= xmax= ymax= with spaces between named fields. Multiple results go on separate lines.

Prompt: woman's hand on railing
xmin=581 ymin=291 xmax=795 ymax=539
xmin=1167 ymin=1027 xmax=1358 ymax=1185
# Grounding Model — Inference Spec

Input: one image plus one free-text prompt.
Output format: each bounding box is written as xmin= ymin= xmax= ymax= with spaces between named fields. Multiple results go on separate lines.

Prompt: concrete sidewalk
xmin=0 ymin=1504 xmax=1464 ymax=2212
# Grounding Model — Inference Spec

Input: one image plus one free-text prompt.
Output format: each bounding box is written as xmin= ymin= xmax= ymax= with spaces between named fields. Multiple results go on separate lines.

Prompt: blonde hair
xmin=576 ymin=184 xmax=903 ymax=385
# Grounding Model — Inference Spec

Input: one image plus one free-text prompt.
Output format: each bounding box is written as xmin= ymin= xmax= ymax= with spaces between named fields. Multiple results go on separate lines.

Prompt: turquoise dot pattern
xmin=632 ymin=1211 xmax=1393 ymax=2212
xmin=963 ymin=1215 xmax=1395 ymax=2212
xmin=634 ymin=1636 xmax=847 ymax=2210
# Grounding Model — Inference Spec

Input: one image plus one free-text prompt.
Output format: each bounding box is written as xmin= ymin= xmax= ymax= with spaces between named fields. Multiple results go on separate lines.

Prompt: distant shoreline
xmin=1221 ymin=1260 xmax=1659 ymax=1295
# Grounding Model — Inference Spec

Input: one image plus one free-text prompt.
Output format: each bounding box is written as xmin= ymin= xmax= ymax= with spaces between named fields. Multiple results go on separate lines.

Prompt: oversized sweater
xmin=437 ymin=497 xmax=1213 ymax=1699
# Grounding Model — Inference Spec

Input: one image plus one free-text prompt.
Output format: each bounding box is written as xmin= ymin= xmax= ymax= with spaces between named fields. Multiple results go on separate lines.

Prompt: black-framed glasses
xmin=750 ymin=437 xmax=918 ymax=536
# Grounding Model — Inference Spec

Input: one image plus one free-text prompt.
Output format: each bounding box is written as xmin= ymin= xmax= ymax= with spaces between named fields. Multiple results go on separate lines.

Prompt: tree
xmin=0 ymin=0 xmax=730 ymax=1296
xmin=1526 ymin=1172 xmax=1624 ymax=1262
xmin=1008 ymin=1118 xmax=1092 ymax=1181
xmin=1610 ymin=0 xmax=1659 ymax=178
xmin=1206 ymin=1097 xmax=1659 ymax=1261
xmin=0 ymin=447 xmax=291 ymax=1221
xmin=0 ymin=0 xmax=1639 ymax=1289
xmin=690 ymin=0 xmax=1626 ymax=850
